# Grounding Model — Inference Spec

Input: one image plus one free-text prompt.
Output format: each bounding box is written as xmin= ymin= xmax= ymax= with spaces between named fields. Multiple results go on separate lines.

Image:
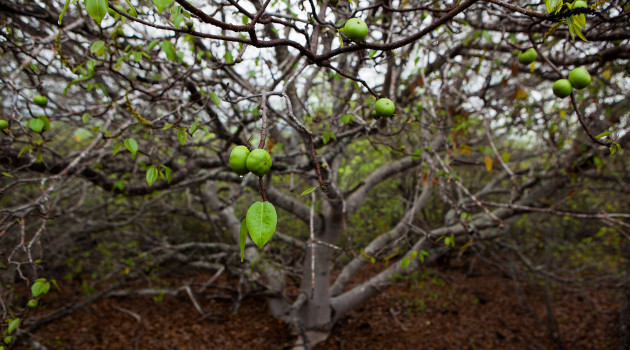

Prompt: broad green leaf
xmin=240 ymin=219 xmax=247 ymax=262
xmin=31 ymin=280 xmax=50 ymax=297
xmin=161 ymin=41 xmax=177 ymax=61
xmin=177 ymin=130 xmax=186 ymax=145
xmin=300 ymin=186 xmax=317 ymax=197
xmin=124 ymin=138 xmax=138 ymax=156
xmin=7 ymin=318 xmax=20 ymax=335
xmin=410 ymin=251 xmax=418 ymax=260
xmin=400 ymin=257 xmax=410 ymax=269
xmin=29 ymin=118 xmax=44 ymax=132
xmin=501 ymin=152 xmax=510 ymax=163
xmin=84 ymin=0 xmax=108 ymax=26
xmin=152 ymin=0 xmax=174 ymax=13
xmin=90 ymin=41 xmax=105 ymax=56
xmin=146 ymin=166 xmax=158 ymax=186
xmin=340 ymin=114 xmax=354 ymax=124
xmin=210 ymin=92 xmax=220 ymax=107
xmin=82 ymin=112 xmax=90 ymax=124
xmin=245 ymin=201 xmax=277 ymax=248
xmin=59 ymin=0 xmax=71 ymax=24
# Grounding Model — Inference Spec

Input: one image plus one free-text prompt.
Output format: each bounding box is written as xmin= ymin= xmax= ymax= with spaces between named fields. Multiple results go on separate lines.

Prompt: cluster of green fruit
xmin=342 ymin=18 xmax=397 ymax=118
xmin=552 ymin=67 xmax=591 ymax=98
xmin=229 ymin=146 xmax=272 ymax=177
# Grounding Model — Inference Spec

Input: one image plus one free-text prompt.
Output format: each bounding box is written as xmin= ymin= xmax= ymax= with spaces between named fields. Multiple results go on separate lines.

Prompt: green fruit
xmin=517 ymin=48 xmax=537 ymax=65
xmin=568 ymin=67 xmax=591 ymax=89
xmin=573 ymin=1 xmax=587 ymax=9
xmin=229 ymin=146 xmax=250 ymax=175
xmin=343 ymin=18 xmax=368 ymax=43
xmin=552 ymin=79 xmax=572 ymax=98
xmin=246 ymin=149 xmax=272 ymax=177
xmin=374 ymin=98 xmax=395 ymax=117
xmin=0 ymin=120 xmax=8 ymax=130
xmin=33 ymin=95 xmax=48 ymax=107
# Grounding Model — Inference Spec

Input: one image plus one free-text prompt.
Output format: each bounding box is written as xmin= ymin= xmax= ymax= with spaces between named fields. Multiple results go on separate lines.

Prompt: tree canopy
xmin=1 ymin=0 xmax=629 ymax=347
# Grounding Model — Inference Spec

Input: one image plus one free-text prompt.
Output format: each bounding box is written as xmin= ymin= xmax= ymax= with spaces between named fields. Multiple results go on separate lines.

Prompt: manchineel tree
xmin=1 ymin=0 xmax=629 ymax=348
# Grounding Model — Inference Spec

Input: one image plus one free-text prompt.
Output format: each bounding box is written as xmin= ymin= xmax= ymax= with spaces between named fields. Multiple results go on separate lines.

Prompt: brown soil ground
xmin=16 ymin=257 xmax=621 ymax=350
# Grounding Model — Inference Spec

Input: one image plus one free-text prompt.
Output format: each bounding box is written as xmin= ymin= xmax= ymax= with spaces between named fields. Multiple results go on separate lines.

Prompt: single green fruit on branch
xmin=246 ymin=149 xmax=272 ymax=177
xmin=375 ymin=98 xmax=396 ymax=117
xmin=343 ymin=18 xmax=368 ymax=43
xmin=0 ymin=120 xmax=8 ymax=130
xmin=517 ymin=48 xmax=537 ymax=65
xmin=552 ymin=79 xmax=572 ymax=98
xmin=568 ymin=67 xmax=591 ymax=89
xmin=33 ymin=95 xmax=48 ymax=107
xmin=229 ymin=145 xmax=250 ymax=175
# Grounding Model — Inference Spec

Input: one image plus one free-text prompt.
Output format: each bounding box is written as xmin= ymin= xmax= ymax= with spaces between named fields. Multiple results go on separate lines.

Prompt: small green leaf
xmin=84 ymin=0 xmax=108 ymax=26
xmin=82 ymin=112 xmax=90 ymax=124
xmin=27 ymin=299 xmax=38 ymax=308
xmin=152 ymin=0 xmax=174 ymax=13
xmin=161 ymin=165 xmax=172 ymax=183
xmin=161 ymin=41 xmax=177 ymax=61
xmin=240 ymin=219 xmax=247 ymax=262
xmin=596 ymin=131 xmax=611 ymax=139
xmin=112 ymin=143 xmax=122 ymax=156
xmin=29 ymin=118 xmax=44 ymax=132
xmin=7 ymin=318 xmax=20 ymax=335
xmin=146 ymin=165 xmax=158 ymax=186
xmin=401 ymin=257 xmax=410 ymax=269
xmin=31 ymin=280 xmax=50 ymax=297
xmin=59 ymin=0 xmax=71 ymax=24
xmin=2 ymin=172 xmax=13 ymax=177
xmin=124 ymin=0 xmax=137 ymax=16
xmin=90 ymin=41 xmax=105 ymax=56
xmin=245 ymin=201 xmax=277 ymax=248
xmin=410 ymin=251 xmax=418 ymax=260
xmin=300 ymin=186 xmax=317 ymax=197
xmin=340 ymin=114 xmax=354 ymax=124
xmin=177 ymin=130 xmax=186 ymax=145
xmin=210 ymin=92 xmax=220 ymax=107
xmin=124 ymin=138 xmax=138 ymax=156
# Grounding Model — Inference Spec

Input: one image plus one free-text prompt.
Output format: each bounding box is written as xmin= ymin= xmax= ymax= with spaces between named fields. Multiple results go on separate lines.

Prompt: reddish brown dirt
xmin=17 ymin=258 xmax=620 ymax=350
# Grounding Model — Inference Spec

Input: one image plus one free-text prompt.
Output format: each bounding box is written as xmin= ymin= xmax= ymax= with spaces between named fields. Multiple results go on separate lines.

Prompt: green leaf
xmin=90 ymin=41 xmax=105 ymax=56
xmin=340 ymin=114 xmax=354 ymax=124
xmin=300 ymin=186 xmax=317 ymax=197
xmin=245 ymin=201 xmax=277 ymax=248
xmin=401 ymin=257 xmax=410 ymax=269
xmin=82 ymin=112 xmax=90 ymax=124
xmin=124 ymin=0 xmax=137 ymax=16
xmin=501 ymin=152 xmax=510 ymax=163
xmin=177 ymin=130 xmax=186 ymax=145
xmin=29 ymin=118 xmax=44 ymax=132
xmin=596 ymin=131 xmax=611 ymax=139
xmin=240 ymin=219 xmax=247 ymax=262
xmin=161 ymin=165 xmax=172 ymax=183
xmin=210 ymin=92 xmax=220 ymax=107
xmin=2 ymin=172 xmax=13 ymax=177
xmin=112 ymin=143 xmax=122 ymax=156
xmin=27 ymin=299 xmax=38 ymax=308
xmin=161 ymin=41 xmax=177 ymax=61
xmin=31 ymin=280 xmax=50 ymax=297
xmin=124 ymin=138 xmax=138 ymax=156
xmin=7 ymin=318 xmax=20 ymax=335
xmin=146 ymin=165 xmax=158 ymax=186
xmin=84 ymin=0 xmax=108 ymax=26
xmin=59 ymin=0 xmax=71 ymax=24
xmin=152 ymin=0 xmax=174 ymax=13
xmin=410 ymin=251 xmax=418 ymax=260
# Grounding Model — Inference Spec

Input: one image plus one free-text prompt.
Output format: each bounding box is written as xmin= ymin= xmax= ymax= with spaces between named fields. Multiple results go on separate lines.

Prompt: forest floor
xmin=17 ymin=256 xmax=621 ymax=350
